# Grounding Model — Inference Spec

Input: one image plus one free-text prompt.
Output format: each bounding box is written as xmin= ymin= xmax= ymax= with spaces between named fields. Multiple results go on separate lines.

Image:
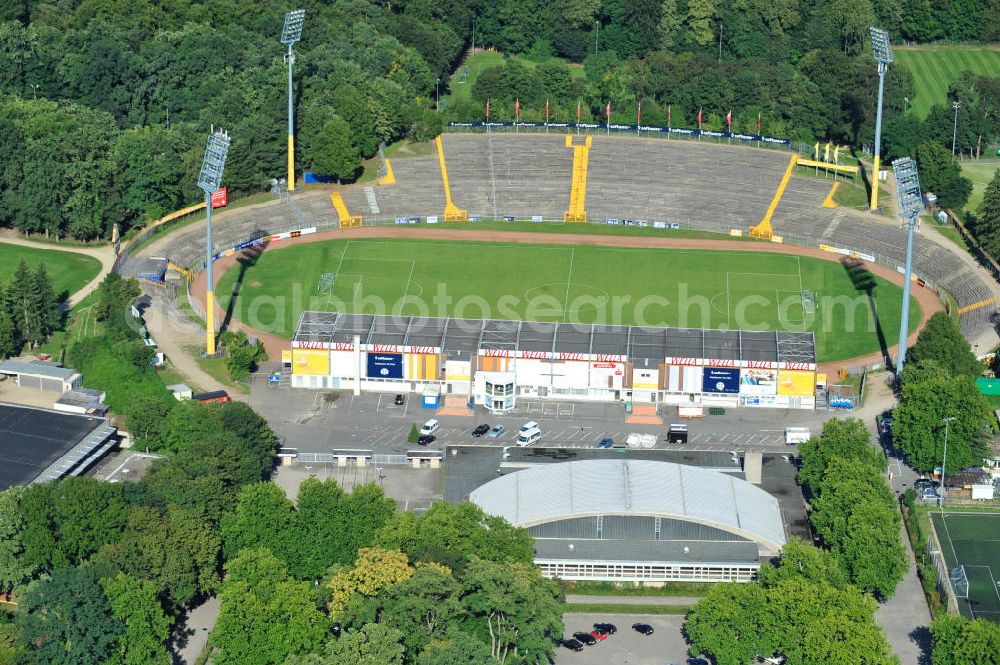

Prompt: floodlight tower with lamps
xmin=951 ymin=101 xmax=961 ymax=156
xmin=197 ymin=130 xmax=231 ymax=356
xmin=939 ymin=416 xmax=956 ymax=506
xmin=281 ymin=9 xmax=305 ymax=191
xmin=891 ymin=156 xmax=924 ymax=376
xmin=869 ymin=27 xmax=893 ymax=212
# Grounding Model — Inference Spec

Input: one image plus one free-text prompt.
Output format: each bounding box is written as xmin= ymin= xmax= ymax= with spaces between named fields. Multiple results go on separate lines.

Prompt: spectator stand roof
xmin=470 ymin=458 xmax=786 ymax=554
xmin=291 ymin=312 xmax=816 ymax=367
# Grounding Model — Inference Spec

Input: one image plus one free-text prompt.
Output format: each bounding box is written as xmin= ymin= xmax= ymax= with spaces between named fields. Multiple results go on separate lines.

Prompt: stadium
xmin=125 ymin=132 xmax=1000 ymax=410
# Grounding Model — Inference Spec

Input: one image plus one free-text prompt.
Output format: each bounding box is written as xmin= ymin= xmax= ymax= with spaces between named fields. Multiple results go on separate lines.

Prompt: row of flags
xmin=814 ymin=141 xmax=847 ymax=164
xmin=487 ymin=99 xmax=763 ymax=133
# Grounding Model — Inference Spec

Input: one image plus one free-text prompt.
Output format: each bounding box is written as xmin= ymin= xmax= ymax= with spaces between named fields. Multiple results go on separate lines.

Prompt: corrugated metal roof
xmin=0 ymin=360 xmax=78 ymax=381
xmin=292 ymin=312 xmax=817 ymax=364
xmin=470 ymin=459 xmax=786 ymax=551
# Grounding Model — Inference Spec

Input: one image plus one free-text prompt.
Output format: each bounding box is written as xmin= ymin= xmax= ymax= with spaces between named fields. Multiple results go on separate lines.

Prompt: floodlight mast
xmin=281 ymin=9 xmax=305 ymax=191
xmin=870 ymin=27 xmax=893 ymax=213
xmin=197 ymin=130 xmax=232 ymax=356
xmin=892 ymin=156 xmax=923 ymax=376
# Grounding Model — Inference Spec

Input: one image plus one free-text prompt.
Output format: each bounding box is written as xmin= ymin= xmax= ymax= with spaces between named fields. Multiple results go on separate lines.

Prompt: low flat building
xmin=0 ymin=359 xmax=82 ymax=393
xmin=445 ymin=446 xmax=805 ymax=584
xmin=0 ymin=403 xmax=118 ymax=489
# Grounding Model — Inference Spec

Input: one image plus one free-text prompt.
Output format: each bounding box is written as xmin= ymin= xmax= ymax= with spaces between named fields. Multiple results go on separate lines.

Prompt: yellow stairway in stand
xmin=564 ymin=135 xmax=592 ymax=222
xmin=435 ymin=136 xmax=467 ymax=221
xmin=331 ymin=192 xmax=363 ymax=228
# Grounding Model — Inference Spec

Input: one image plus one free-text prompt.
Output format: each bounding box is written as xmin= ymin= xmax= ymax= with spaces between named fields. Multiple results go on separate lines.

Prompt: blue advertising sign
xmin=702 ymin=367 xmax=740 ymax=394
xmin=367 ymin=353 xmax=403 ymax=379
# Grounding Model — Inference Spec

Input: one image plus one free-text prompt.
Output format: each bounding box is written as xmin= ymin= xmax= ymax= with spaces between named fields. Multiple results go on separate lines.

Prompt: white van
xmin=784 ymin=427 xmax=811 ymax=445
xmin=519 ymin=421 xmax=539 ymax=435
xmin=516 ymin=428 xmax=541 ymax=446
xmin=420 ymin=419 xmax=441 ymax=436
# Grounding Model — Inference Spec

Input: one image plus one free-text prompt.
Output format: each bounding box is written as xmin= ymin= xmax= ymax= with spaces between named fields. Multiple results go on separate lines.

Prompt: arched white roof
xmin=469 ymin=459 xmax=786 ymax=552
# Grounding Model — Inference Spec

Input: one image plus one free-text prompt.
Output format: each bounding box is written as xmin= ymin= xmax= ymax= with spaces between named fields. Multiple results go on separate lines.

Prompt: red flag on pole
xmin=577 ymin=100 xmax=581 ymax=123
xmin=606 ymin=101 xmax=611 ymax=120
xmin=726 ymin=110 xmax=732 ymax=131
xmin=667 ymin=104 xmax=671 ymax=127
xmin=697 ymin=107 xmax=702 ymax=128
xmin=515 ymin=98 xmax=520 ymax=123
xmin=637 ymin=102 xmax=641 ymax=126
xmin=486 ymin=98 xmax=490 ymax=120
xmin=546 ymin=99 xmax=549 ymax=123
xmin=757 ymin=112 xmax=761 ymax=133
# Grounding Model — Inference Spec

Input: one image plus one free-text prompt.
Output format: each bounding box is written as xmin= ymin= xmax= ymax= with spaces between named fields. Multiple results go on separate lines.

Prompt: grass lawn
xmin=444 ymin=50 xmax=585 ymax=109
xmin=930 ymin=512 xmax=1000 ymax=621
xmin=0 ymin=243 xmax=101 ymax=301
xmin=186 ymin=345 xmax=250 ymax=394
xmin=895 ymin=46 xmax=1000 ymax=118
xmin=217 ymin=238 xmax=919 ymax=362
xmin=928 ymin=221 xmax=969 ymax=252
xmin=962 ymin=161 xmax=999 ymax=213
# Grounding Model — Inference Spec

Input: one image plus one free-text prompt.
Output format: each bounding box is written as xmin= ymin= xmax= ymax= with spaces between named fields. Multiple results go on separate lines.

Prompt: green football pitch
xmin=931 ymin=512 xmax=1000 ymax=623
xmin=0 ymin=242 xmax=102 ymax=301
xmin=216 ymin=238 xmax=919 ymax=362
xmin=895 ymin=46 xmax=1000 ymax=118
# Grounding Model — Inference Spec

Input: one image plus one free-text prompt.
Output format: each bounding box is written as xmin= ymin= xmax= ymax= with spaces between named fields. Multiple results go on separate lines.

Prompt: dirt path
xmin=0 ymin=232 xmax=116 ymax=306
xmin=191 ymin=227 xmax=942 ymax=367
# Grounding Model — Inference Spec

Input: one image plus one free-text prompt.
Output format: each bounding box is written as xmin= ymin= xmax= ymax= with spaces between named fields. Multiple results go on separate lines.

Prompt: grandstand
xmin=126 ymin=133 xmax=999 ymax=344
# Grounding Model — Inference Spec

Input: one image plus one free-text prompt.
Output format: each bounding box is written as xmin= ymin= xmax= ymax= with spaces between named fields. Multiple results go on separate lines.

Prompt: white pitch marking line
xmin=563 ymin=247 xmax=576 ymax=323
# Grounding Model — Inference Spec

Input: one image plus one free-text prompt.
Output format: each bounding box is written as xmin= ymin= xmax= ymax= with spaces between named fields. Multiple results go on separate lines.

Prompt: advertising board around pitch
xmin=367 ymin=352 xmax=404 ymax=379
xmin=702 ymin=367 xmax=739 ymax=394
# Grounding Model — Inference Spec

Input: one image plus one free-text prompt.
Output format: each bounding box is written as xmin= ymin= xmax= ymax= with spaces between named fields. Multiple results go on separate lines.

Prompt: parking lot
xmin=556 ymin=614 xmax=692 ymax=665
xmin=249 ymin=385 xmax=833 ymax=455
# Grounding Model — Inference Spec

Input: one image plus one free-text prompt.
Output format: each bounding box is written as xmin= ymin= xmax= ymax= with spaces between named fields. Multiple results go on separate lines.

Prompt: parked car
xmin=593 ymin=622 xmax=617 ymax=634
xmin=417 ymin=434 xmax=436 ymax=446
xmin=914 ymin=478 xmax=936 ymax=491
xmin=572 ymin=632 xmax=597 ymax=646
xmin=394 ymin=394 xmax=405 ymax=405
xmin=419 ymin=419 xmax=440 ymax=436
xmin=488 ymin=424 xmax=505 ymax=438
xmin=687 ymin=658 xmax=710 ymax=665
xmin=472 ymin=424 xmax=490 ymax=437
xmin=589 ymin=630 xmax=608 ymax=641
xmin=597 ymin=436 xmax=614 ymax=449
xmin=667 ymin=423 xmax=689 ymax=444
xmin=519 ymin=421 xmax=539 ymax=435
xmin=632 ymin=623 xmax=654 ymax=635
xmin=560 ymin=638 xmax=584 ymax=652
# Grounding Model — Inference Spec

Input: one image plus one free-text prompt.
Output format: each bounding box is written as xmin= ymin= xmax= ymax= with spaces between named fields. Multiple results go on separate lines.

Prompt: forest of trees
xmin=1 ymin=0 xmax=998 ymax=241
xmin=0 ymin=260 xmax=61 ymax=359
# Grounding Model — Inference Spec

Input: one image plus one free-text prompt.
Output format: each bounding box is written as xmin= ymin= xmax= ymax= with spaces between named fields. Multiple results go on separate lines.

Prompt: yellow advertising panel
xmin=777 ymin=369 xmax=815 ymax=397
xmin=292 ymin=349 xmax=330 ymax=376
xmin=281 ymin=350 xmax=292 ymax=365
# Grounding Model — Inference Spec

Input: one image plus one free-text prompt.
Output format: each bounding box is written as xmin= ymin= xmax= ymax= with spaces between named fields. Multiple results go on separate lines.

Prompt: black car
xmin=687 ymin=658 xmax=710 ymax=665
xmin=472 ymin=424 xmax=490 ymax=437
xmin=914 ymin=478 xmax=936 ymax=491
xmin=394 ymin=394 xmax=405 ymax=405
xmin=632 ymin=623 xmax=654 ymax=635
xmin=593 ymin=622 xmax=617 ymax=635
xmin=417 ymin=434 xmax=436 ymax=446
xmin=572 ymin=632 xmax=597 ymax=646
xmin=560 ymin=638 xmax=584 ymax=652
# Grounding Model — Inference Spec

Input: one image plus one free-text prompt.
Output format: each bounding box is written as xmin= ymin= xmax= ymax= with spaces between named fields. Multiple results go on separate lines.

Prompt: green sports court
xmin=931 ymin=512 xmax=1000 ymax=622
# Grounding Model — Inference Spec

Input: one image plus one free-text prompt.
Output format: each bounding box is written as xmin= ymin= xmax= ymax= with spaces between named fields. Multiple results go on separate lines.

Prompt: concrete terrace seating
xmin=129 ymin=133 xmax=998 ymax=342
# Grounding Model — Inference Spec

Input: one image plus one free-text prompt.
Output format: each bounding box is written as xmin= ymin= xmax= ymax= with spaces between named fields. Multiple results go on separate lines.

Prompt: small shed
xmin=0 ymin=359 xmax=81 ymax=393
xmin=166 ymin=384 xmax=193 ymax=401
xmin=422 ymin=385 xmax=441 ymax=409
xmin=53 ymin=388 xmax=107 ymax=416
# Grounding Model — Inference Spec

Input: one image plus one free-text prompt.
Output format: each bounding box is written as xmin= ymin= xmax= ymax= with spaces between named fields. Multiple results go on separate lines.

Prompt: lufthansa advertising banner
xmin=702 ymin=367 xmax=740 ymax=394
xmin=367 ymin=353 xmax=403 ymax=379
